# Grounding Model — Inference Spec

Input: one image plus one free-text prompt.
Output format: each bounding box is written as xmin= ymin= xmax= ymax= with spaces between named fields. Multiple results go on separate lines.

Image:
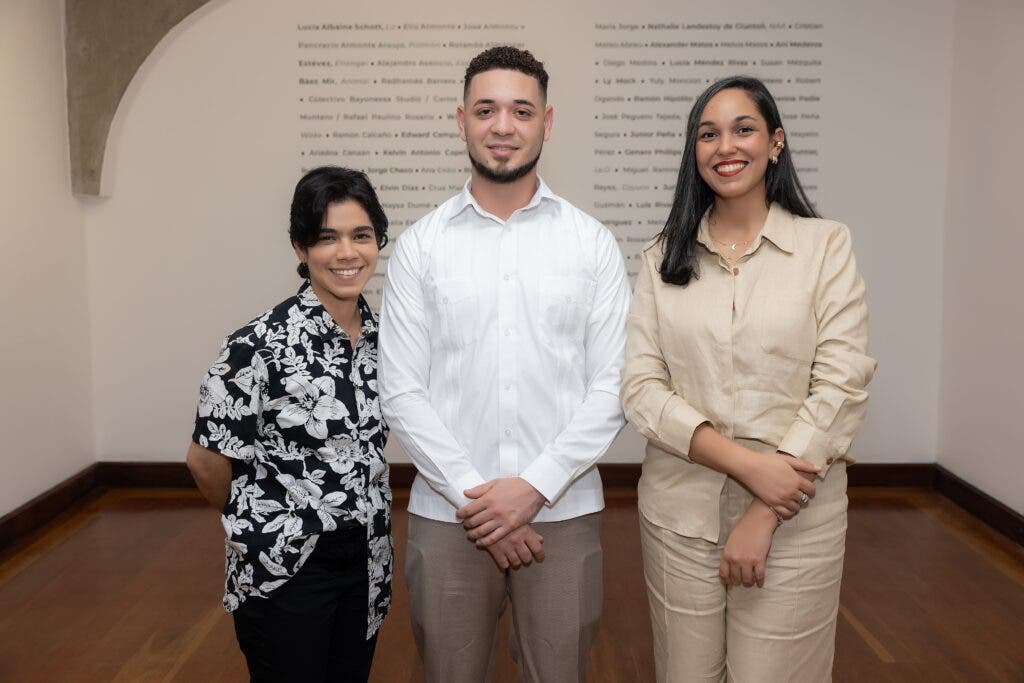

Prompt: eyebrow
xmin=318 ymin=225 xmax=374 ymax=233
xmin=472 ymin=98 xmax=537 ymax=108
xmin=698 ymin=114 xmax=757 ymax=128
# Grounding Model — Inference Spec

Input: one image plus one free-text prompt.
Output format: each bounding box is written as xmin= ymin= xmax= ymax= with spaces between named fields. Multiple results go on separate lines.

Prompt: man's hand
xmin=457 ymin=477 xmax=546 ymax=547
xmin=720 ymin=499 xmax=778 ymax=588
xmin=484 ymin=524 xmax=545 ymax=571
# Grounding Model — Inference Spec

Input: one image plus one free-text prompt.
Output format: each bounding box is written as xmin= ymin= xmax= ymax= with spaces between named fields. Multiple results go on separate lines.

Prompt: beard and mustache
xmin=467 ymin=142 xmax=542 ymax=184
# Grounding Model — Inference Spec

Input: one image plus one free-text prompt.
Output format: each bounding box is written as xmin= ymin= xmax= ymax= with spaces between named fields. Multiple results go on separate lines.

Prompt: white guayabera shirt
xmin=378 ymin=178 xmax=631 ymax=522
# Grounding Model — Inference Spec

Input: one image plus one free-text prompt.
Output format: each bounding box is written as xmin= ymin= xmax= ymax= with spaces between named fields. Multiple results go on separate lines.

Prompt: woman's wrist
xmin=688 ymin=424 xmax=765 ymax=486
xmin=726 ymin=443 xmax=761 ymax=487
xmin=747 ymin=498 xmax=782 ymax=530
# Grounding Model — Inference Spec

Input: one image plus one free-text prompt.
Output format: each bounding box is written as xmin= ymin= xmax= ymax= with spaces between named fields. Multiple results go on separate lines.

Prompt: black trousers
xmin=232 ymin=526 xmax=378 ymax=683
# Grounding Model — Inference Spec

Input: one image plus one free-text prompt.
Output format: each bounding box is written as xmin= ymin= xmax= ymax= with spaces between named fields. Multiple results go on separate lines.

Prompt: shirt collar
xmin=759 ymin=203 xmax=795 ymax=254
xmin=295 ymin=281 xmax=378 ymax=341
xmin=450 ymin=176 xmax=558 ymax=222
xmin=697 ymin=202 xmax=795 ymax=255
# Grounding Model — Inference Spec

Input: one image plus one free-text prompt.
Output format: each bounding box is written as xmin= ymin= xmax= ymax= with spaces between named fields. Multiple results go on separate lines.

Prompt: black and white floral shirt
xmin=192 ymin=282 xmax=391 ymax=638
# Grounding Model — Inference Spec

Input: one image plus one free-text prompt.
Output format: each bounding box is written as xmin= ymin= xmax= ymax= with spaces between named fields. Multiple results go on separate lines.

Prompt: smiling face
xmin=694 ymin=88 xmax=785 ymax=203
xmin=293 ymin=199 xmax=379 ymax=308
xmin=456 ymin=68 xmax=553 ymax=184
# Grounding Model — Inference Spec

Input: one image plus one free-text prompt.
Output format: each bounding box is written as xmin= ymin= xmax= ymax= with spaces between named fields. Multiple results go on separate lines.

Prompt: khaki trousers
xmin=640 ymin=463 xmax=847 ymax=683
xmin=405 ymin=513 xmax=602 ymax=683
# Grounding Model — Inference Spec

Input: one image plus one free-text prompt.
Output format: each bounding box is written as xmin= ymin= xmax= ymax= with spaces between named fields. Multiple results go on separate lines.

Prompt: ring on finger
xmin=799 ymin=492 xmax=810 ymax=506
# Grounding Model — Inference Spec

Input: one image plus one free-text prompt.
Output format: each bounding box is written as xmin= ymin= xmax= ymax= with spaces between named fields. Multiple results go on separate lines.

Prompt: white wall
xmin=82 ymin=0 xmax=956 ymax=466
xmin=823 ymin=1 xmax=954 ymax=462
xmin=84 ymin=1 xmax=301 ymax=462
xmin=938 ymin=0 xmax=1024 ymax=514
xmin=0 ymin=0 xmax=94 ymax=515
xmin=6 ymin=0 xmax=1019 ymax=515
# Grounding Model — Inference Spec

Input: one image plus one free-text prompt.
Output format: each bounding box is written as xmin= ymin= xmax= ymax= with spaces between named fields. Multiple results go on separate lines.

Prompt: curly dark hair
xmin=463 ymin=45 xmax=548 ymax=99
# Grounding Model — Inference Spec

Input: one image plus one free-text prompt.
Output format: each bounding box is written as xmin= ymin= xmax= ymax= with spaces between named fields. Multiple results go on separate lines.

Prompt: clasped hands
xmin=452 ymin=454 xmax=819 ymax=579
xmin=457 ymin=477 xmax=546 ymax=571
xmin=720 ymin=451 xmax=820 ymax=589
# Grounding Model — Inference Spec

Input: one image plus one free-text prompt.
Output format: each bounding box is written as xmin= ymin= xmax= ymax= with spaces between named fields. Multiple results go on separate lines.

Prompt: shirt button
xmin=504 ymin=329 xmax=511 ymax=337
xmin=442 ymin=296 xmax=449 ymax=304
xmin=826 ymin=457 xmax=834 ymax=465
xmin=503 ymin=274 xmax=511 ymax=281
xmin=732 ymin=267 xmax=739 ymax=275
xmin=505 ymin=384 xmax=512 ymax=391
xmin=504 ymin=428 xmax=512 ymax=436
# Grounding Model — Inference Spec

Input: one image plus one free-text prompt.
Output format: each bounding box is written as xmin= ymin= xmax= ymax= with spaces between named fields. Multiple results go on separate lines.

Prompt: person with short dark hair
xmin=378 ymin=46 xmax=630 ymax=682
xmin=186 ymin=166 xmax=391 ymax=683
xmin=462 ymin=44 xmax=550 ymax=99
xmin=621 ymin=76 xmax=876 ymax=682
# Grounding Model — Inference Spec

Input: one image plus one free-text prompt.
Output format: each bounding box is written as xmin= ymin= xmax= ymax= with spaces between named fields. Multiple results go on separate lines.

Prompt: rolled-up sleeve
xmin=777 ymin=225 xmax=877 ymax=476
xmin=620 ymin=247 xmax=710 ymax=460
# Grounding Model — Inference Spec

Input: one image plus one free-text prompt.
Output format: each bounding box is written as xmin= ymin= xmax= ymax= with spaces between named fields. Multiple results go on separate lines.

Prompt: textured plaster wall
xmin=64 ymin=0 xmax=211 ymax=195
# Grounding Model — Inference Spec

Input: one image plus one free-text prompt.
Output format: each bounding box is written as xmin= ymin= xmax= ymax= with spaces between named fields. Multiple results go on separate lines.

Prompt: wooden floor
xmin=0 ymin=487 xmax=1021 ymax=682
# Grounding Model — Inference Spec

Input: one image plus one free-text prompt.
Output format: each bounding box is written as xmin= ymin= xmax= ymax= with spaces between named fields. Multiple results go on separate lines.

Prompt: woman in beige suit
xmin=621 ymin=76 xmax=876 ymax=682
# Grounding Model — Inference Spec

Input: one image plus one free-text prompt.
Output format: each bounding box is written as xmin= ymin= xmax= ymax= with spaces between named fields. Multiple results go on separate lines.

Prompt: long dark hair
xmin=657 ymin=76 xmax=818 ymax=286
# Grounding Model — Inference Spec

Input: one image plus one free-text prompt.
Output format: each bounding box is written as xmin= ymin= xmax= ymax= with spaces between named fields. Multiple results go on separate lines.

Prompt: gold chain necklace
xmin=708 ymin=213 xmax=755 ymax=253
xmin=709 ymin=235 xmax=752 ymax=253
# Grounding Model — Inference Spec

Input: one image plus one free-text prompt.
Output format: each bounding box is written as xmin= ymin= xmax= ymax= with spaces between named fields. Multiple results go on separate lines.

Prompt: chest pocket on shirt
xmin=432 ymin=278 xmax=479 ymax=348
xmin=538 ymin=275 xmax=594 ymax=345
xmin=759 ymin=290 xmax=816 ymax=363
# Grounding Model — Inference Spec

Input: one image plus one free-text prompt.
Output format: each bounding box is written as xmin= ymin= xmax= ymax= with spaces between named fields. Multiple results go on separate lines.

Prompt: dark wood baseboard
xmin=390 ymin=463 xmax=415 ymax=489
xmin=595 ymin=463 xmax=642 ymax=489
xmin=93 ymin=461 xmax=196 ymax=488
xmin=269 ymin=463 xmax=641 ymax=491
xmin=2 ymin=461 xmax=1021 ymax=550
xmin=395 ymin=462 xmax=938 ymax=491
xmin=846 ymin=462 xmax=936 ymax=487
xmin=934 ymin=465 xmax=1024 ymax=546
xmin=0 ymin=464 xmax=100 ymax=549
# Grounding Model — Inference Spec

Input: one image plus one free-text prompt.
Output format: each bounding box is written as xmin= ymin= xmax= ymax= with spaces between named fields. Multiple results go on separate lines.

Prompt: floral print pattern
xmin=192 ymin=282 xmax=390 ymax=638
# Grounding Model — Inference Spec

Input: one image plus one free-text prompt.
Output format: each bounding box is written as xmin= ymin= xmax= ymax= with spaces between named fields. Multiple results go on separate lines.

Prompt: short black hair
xmin=463 ymin=46 xmax=548 ymax=99
xmin=289 ymin=166 xmax=389 ymax=278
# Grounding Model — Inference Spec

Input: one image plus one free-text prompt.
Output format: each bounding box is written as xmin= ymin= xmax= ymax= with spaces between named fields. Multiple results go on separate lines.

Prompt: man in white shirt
xmin=378 ymin=46 xmax=630 ymax=682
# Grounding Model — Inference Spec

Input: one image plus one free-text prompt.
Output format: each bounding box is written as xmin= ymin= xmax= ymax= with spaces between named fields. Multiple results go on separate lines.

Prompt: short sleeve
xmin=191 ymin=336 xmax=265 ymax=460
